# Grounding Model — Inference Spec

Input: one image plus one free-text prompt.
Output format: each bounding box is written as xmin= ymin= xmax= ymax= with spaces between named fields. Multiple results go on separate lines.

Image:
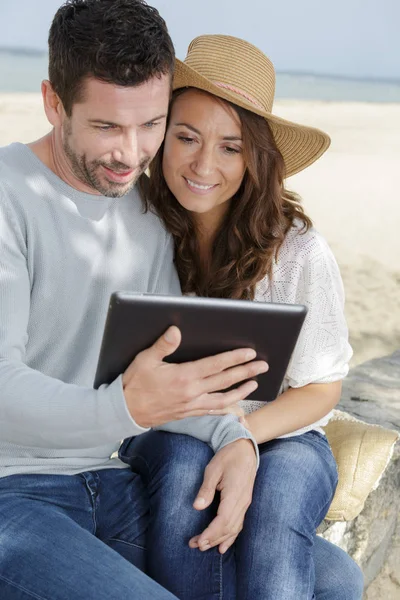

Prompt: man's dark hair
xmin=48 ymin=0 xmax=175 ymax=115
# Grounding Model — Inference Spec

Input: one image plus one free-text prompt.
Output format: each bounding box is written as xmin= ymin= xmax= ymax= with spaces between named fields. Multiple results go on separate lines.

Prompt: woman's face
xmin=162 ymin=89 xmax=246 ymax=223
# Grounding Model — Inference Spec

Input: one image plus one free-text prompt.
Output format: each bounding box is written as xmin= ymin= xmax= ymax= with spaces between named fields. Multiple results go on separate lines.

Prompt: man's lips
xmin=102 ymin=165 xmax=134 ymax=183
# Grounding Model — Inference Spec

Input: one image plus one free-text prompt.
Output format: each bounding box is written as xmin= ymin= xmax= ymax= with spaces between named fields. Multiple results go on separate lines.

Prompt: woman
xmin=122 ymin=35 xmax=364 ymax=599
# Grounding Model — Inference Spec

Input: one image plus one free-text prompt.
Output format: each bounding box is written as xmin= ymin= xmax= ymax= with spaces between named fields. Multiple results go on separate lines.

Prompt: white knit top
xmin=239 ymin=223 xmax=353 ymax=437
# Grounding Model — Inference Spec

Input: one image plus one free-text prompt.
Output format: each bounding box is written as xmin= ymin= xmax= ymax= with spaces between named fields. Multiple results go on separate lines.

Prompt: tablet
xmin=94 ymin=292 xmax=307 ymax=402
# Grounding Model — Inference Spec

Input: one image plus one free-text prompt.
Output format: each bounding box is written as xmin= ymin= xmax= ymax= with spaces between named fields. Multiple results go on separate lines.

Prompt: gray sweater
xmin=0 ymin=143 xmax=256 ymax=478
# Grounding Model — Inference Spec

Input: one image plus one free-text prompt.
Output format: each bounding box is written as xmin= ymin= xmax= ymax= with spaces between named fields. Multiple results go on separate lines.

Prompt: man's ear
xmin=41 ymin=80 xmax=65 ymax=127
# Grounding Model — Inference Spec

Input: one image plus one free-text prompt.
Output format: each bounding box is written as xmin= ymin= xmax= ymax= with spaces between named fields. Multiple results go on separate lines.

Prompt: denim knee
xmin=314 ymin=536 xmax=364 ymax=600
xmin=121 ymin=431 xmax=214 ymax=507
xmin=318 ymin=557 xmax=364 ymax=600
xmin=253 ymin=433 xmax=338 ymax=529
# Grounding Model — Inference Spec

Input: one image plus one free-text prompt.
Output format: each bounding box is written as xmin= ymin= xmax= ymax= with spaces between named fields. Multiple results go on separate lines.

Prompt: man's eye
xmin=143 ymin=121 xmax=160 ymax=129
xmin=96 ymin=125 xmax=115 ymax=131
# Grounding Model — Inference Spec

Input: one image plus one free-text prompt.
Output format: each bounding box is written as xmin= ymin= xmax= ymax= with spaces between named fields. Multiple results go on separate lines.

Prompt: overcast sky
xmin=1 ymin=0 xmax=399 ymax=80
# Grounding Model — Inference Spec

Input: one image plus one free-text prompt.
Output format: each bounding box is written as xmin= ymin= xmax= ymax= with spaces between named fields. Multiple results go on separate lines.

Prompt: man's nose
xmin=112 ymin=131 xmax=139 ymax=168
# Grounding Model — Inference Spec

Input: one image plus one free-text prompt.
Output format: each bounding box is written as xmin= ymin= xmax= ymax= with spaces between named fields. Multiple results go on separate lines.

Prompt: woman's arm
xmin=242 ymin=381 xmax=342 ymax=444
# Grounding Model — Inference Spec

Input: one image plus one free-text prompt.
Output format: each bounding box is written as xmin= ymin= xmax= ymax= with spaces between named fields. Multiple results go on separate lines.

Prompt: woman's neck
xmin=192 ymin=204 xmax=229 ymax=269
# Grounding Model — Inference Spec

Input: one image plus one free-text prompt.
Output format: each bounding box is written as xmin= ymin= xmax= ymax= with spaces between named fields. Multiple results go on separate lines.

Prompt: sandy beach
xmin=1 ymin=92 xmax=399 ymax=367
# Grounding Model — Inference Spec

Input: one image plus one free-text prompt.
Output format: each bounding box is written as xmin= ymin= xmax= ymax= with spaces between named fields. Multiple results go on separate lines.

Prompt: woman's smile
xmin=162 ymin=89 xmax=246 ymax=218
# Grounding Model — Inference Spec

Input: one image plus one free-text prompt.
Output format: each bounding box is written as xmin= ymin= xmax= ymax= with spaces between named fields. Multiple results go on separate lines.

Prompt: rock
xmin=320 ymin=350 xmax=400 ymax=598
xmin=340 ymin=349 xmax=400 ymax=430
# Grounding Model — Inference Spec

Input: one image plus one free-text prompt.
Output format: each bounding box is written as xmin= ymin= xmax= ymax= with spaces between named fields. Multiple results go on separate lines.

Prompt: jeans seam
xmin=107 ymin=537 xmax=147 ymax=551
xmin=0 ymin=574 xmax=48 ymax=600
xmin=219 ymin=552 xmax=223 ymax=600
xmin=80 ymin=473 xmax=98 ymax=535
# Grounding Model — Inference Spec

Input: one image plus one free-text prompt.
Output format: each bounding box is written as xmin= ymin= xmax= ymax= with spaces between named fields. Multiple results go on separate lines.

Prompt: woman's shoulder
xmin=278 ymin=220 xmax=332 ymax=265
xmin=255 ymin=221 xmax=339 ymax=302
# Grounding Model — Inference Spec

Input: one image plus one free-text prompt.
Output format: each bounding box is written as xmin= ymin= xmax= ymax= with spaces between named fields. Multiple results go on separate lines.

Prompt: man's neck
xmin=27 ymin=131 xmax=100 ymax=196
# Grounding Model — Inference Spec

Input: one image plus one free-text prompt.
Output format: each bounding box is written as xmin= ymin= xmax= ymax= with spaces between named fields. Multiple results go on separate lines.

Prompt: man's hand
xmin=189 ymin=438 xmax=257 ymax=554
xmin=123 ymin=326 xmax=268 ymax=428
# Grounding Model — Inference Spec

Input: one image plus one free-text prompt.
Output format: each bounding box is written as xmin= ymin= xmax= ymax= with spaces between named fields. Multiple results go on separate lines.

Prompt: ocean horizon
xmin=1 ymin=48 xmax=400 ymax=103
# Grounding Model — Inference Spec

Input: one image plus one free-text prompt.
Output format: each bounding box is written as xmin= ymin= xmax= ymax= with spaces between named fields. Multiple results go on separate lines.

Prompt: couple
xmin=0 ymin=1 xmax=363 ymax=599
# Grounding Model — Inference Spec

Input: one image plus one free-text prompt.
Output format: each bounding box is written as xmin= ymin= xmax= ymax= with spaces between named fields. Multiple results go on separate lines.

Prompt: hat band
xmin=213 ymin=81 xmax=264 ymax=111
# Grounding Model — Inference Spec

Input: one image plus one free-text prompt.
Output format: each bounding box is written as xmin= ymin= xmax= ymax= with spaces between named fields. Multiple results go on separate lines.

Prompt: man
xmin=0 ymin=1 xmax=266 ymax=598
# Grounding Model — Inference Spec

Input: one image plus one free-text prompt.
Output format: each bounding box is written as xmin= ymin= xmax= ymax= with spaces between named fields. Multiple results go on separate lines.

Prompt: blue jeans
xmin=0 ymin=468 xmax=177 ymax=599
xmin=121 ymin=430 xmax=364 ymax=600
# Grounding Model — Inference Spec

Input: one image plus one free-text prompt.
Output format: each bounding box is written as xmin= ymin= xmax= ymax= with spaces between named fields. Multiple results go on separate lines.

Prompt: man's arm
xmin=0 ymin=196 xmax=150 ymax=448
xmin=156 ymin=414 xmax=259 ymax=466
xmin=0 ymin=198 xmax=266 ymax=449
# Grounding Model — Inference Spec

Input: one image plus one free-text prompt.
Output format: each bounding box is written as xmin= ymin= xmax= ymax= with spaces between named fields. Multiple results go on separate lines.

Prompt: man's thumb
xmin=193 ymin=483 xmax=217 ymax=511
xmin=151 ymin=326 xmax=181 ymax=361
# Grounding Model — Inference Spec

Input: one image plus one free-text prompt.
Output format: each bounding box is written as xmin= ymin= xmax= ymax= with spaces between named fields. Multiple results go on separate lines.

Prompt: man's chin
xmin=95 ymin=177 xmax=137 ymax=198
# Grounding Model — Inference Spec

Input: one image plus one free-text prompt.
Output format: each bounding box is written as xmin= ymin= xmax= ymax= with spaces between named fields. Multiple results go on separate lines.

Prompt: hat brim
xmin=174 ymin=59 xmax=330 ymax=178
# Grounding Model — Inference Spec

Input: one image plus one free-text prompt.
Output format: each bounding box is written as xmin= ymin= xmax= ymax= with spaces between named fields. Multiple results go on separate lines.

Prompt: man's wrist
xmin=209 ymin=414 xmax=260 ymax=469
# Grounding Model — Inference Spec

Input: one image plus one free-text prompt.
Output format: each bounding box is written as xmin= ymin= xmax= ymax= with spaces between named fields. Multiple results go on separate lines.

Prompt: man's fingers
xmin=193 ymin=482 xmax=218 ymax=511
xmin=195 ymin=514 xmax=239 ymax=550
xmin=188 ymin=535 xmax=200 ymax=549
xmin=147 ymin=326 xmax=181 ymax=362
xmin=208 ymin=380 xmax=259 ymax=407
xmin=208 ymin=403 xmax=245 ymax=418
xmin=188 ymin=348 xmax=259 ymax=379
xmin=176 ymin=380 xmax=258 ymax=420
xmin=200 ymin=360 xmax=267 ymax=395
xmin=219 ymin=534 xmax=238 ymax=554
xmin=193 ymin=461 xmax=224 ymax=511
xmin=189 ymin=531 xmax=238 ymax=554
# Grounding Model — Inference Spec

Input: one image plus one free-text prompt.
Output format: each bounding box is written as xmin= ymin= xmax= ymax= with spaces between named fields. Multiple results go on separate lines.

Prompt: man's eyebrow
xmin=88 ymin=119 xmax=120 ymax=126
xmin=88 ymin=114 xmax=168 ymax=127
xmin=173 ymin=122 xmax=242 ymax=141
xmin=141 ymin=114 xmax=168 ymax=125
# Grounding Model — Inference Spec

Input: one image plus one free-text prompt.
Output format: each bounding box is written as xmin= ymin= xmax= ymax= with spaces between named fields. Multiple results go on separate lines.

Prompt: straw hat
xmin=174 ymin=35 xmax=331 ymax=178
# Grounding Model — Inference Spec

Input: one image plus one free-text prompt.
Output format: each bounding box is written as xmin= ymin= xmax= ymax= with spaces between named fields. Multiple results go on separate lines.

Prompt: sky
xmin=1 ymin=0 xmax=399 ymax=81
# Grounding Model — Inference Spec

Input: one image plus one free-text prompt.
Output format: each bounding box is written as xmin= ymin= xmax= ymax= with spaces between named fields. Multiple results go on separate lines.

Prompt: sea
xmin=1 ymin=48 xmax=400 ymax=102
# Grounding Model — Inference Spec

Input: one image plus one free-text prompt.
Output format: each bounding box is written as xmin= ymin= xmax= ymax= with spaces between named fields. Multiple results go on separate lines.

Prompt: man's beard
xmin=62 ymin=124 xmax=150 ymax=198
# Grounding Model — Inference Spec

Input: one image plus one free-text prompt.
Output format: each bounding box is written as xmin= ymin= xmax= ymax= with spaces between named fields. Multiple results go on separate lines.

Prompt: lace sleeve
xmin=284 ymin=231 xmax=353 ymax=388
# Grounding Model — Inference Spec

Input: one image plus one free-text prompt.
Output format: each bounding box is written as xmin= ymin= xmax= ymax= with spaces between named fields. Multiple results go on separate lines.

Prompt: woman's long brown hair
xmin=141 ymin=89 xmax=312 ymax=300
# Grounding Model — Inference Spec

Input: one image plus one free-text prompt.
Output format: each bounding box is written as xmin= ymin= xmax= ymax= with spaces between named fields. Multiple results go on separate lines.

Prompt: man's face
xmin=60 ymin=75 xmax=171 ymax=197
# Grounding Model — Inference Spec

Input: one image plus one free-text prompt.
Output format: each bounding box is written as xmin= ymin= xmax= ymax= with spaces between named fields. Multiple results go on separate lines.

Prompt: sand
xmin=1 ymin=93 xmax=399 ymax=367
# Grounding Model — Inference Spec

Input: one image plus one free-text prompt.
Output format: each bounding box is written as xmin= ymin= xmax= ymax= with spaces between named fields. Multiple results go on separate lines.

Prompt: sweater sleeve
xmin=156 ymin=415 xmax=260 ymax=467
xmin=0 ymin=193 xmax=149 ymax=449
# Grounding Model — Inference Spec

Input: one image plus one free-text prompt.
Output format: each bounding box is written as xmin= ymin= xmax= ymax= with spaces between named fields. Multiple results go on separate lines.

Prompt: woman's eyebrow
xmin=173 ymin=122 xmax=202 ymax=135
xmin=173 ymin=122 xmax=242 ymax=141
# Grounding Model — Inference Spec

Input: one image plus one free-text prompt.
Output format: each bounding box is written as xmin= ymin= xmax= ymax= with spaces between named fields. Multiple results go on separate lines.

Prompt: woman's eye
xmin=224 ymin=146 xmax=240 ymax=155
xmin=177 ymin=136 xmax=195 ymax=144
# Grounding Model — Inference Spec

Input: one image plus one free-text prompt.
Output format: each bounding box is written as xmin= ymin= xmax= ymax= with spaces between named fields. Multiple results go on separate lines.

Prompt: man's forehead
xmin=72 ymin=75 xmax=171 ymax=118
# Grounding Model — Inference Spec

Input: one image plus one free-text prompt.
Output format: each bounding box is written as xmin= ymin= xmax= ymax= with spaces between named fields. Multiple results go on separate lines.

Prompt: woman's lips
xmin=183 ymin=176 xmax=218 ymax=195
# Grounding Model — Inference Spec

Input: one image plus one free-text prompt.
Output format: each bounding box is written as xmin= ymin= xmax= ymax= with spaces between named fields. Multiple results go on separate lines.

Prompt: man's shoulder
xmin=0 ymin=143 xmax=32 ymax=192
xmin=133 ymin=174 xmax=170 ymax=235
xmin=0 ymin=144 xmax=19 ymax=206
xmin=0 ymin=143 xmax=35 ymax=211
xmin=0 ymin=142 xmax=24 ymax=170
